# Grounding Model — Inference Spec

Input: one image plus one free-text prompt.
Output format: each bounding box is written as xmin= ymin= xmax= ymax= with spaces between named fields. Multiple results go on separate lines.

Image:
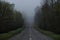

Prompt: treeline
xmin=35 ymin=0 xmax=60 ymax=34
xmin=0 ymin=0 xmax=24 ymax=33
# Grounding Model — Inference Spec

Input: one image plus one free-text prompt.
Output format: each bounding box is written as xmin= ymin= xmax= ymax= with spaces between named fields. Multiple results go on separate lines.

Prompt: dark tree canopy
xmin=35 ymin=0 xmax=60 ymax=34
xmin=0 ymin=1 xmax=24 ymax=33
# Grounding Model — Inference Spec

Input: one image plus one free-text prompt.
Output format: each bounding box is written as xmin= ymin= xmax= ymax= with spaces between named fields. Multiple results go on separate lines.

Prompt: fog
xmin=5 ymin=0 xmax=43 ymax=26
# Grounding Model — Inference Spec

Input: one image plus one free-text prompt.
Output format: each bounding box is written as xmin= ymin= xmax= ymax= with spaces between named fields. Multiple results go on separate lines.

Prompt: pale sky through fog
xmin=5 ymin=0 xmax=43 ymax=25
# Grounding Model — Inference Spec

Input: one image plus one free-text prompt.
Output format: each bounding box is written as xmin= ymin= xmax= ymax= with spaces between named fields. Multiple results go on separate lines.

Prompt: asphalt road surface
xmin=8 ymin=26 xmax=53 ymax=40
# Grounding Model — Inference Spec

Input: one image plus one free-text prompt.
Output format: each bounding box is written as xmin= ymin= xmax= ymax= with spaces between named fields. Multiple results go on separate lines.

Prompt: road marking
xmin=29 ymin=26 xmax=32 ymax=40
xmin=29 ymin=37 xmax=32 ymax=40
xmin=29 ymin=33 xmax=32 ymax=40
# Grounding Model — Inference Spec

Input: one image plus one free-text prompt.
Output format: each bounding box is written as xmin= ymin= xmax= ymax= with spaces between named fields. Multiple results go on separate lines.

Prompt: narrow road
xmin=8 ymin=26 xmax=53 ymax=40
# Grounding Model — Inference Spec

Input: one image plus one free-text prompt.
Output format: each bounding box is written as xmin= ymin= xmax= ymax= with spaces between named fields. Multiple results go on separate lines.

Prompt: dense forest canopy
xmin=35 ymin=0 xmax=60 ymax=34
xmin=0 ymin=0 xmax=24 ymax=33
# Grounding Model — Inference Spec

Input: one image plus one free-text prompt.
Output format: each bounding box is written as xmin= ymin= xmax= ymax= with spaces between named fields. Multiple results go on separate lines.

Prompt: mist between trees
xmin=0 ymin=0 xmax=60 ymax=35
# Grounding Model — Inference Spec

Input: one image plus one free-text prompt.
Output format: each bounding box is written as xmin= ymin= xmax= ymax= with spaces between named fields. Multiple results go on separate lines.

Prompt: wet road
xmin=8 ymin=26 xmax=53 ymax=40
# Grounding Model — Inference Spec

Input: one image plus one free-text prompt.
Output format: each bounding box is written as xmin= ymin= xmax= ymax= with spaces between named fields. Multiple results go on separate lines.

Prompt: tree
xmin=35 ymin=0 xmax=60 ymax=34
xmin=0 ymin=1 xmax=24 ymax=33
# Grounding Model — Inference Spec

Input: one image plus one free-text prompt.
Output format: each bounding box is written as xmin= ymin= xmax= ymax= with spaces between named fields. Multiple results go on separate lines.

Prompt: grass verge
xmin=34 ymin=27 xmax=60 ymax=40
xmin=0 ymin=27 xmax=24 ymax=40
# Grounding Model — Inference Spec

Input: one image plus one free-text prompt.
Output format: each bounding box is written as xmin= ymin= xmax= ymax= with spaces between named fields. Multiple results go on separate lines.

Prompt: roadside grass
xmin=34 ymin=27 xmax=60 ymax=40
xmin=0 ymin=27 xmax=24 ymax=40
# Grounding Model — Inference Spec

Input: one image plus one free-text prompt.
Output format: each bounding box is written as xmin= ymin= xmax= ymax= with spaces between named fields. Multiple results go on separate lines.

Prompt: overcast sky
xmin=5 ymin=0 xmax=43 ymax=25
xmin=5 ymin=0 xmax=43 ymax=16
